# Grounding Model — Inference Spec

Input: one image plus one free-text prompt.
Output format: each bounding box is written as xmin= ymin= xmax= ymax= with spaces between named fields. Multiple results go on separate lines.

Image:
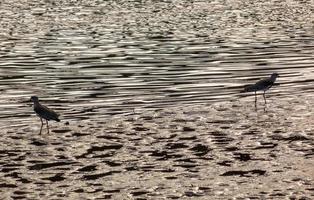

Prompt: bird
xmin=30 ymin=96 xmax=60 ymax=134
xmin=243 ymin=73 xmax=279 ymax=105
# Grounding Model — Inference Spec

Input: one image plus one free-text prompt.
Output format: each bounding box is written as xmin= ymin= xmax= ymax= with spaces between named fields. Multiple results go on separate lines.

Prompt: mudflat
xmin=0 ymin=0 xmax=313 ymax=199
xmin=1 ymin=96 xmax=314 ymax=199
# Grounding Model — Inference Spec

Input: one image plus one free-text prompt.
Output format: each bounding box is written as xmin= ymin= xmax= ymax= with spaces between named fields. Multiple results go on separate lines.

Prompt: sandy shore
xmin=0 ymin=95 xmax=313 ymax=199
xmin=0 ymin=0 xmax=313 ymax=199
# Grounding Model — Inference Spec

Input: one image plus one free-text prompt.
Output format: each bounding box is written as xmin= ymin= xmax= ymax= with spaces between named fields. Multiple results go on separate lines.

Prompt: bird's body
xmin=33 ymin=103 xmax=60 ymax=122
xmin=243 ymin=73 xmax=279 ymax=105
xmin=31 ymin=96 xmax=60 ymax=134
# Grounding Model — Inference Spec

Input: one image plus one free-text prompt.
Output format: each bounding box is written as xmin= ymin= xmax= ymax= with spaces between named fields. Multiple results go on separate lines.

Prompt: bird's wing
xmin=244 ymin=78 xmax=274 ymax=92
xmin=255 ymin=78 xmax=274 ymax=88
xmin=35 ymin=104 xmax=60 ymax=121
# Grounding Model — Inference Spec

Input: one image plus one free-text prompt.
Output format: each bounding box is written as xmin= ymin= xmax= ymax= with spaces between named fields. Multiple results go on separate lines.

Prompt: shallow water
xmin=0 ymin=0 xmax=313 ymax=199
xmin=0 ymin=0 xmax=313 ymax=127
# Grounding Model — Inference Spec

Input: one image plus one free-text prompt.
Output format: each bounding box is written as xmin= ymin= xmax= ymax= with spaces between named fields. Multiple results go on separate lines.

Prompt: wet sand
xmin=1 ymin=95 xmax=313 ymax=199
xmin=0 ymin=0 xmax=313 ymax=199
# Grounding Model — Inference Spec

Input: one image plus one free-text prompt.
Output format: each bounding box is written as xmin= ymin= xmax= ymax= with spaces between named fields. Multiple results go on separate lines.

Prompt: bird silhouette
xmin=30 ymin=96 xmax=60 ymax=134
xmin=243 ymin=73 xmax=279 ymax=105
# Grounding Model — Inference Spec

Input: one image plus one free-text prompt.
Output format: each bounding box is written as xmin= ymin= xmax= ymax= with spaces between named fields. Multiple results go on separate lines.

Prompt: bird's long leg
xmin=40 ymin=118 xmax=43 ymax=135
xmin=263 ymin=91 xmax=267 ymax=105
xmin=254 ymin=91 xmax=257 ymax=108
xmin=46 ymin=120 xmax=49 ymax=134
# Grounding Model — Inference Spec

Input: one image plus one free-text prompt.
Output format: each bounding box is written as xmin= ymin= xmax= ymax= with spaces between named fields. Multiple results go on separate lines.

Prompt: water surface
xmin=0 ymin=1 xmax=313 ymax=125
xmin=0 ymin=1 xmax=314 ymax=199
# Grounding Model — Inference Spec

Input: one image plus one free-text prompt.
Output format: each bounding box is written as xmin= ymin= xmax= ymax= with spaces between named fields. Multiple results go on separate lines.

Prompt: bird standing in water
xmin=30 ymin=96 xmax=60 ymax=134
xmin=243 ymin=73 xmax=279 ymax=105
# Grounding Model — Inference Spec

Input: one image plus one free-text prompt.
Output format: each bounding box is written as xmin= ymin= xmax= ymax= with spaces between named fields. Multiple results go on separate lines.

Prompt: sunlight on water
xmin=0 ymin=0 xmax=313 ymax=126
xmin=0 ymin=1 xmax=313 ymax=199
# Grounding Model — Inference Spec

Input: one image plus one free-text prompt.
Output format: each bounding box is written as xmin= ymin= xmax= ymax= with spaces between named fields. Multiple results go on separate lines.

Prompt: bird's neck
xmin=270 ymin=76 xmax=277 ymax=83
xmin=33 ymin=101 xmax=41 ymax=107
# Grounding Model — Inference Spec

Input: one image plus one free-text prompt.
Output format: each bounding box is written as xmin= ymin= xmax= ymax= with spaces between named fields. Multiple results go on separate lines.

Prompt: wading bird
xmin=30 ymin=96 xmax=60 ymax=134
xmin=243 ymin=73 xmax=279 ymax=105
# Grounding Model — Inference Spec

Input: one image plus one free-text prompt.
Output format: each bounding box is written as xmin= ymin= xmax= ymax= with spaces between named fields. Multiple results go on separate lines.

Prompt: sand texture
xmin=1 ymin=96 xmax=313 ymax=199
xmin=0 ymin=0 xmax=313 ymax=199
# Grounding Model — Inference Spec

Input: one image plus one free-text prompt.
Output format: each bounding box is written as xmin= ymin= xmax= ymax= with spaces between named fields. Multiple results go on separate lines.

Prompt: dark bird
xmin=243 ymin=73 xmax=279 ymax=105
xmin=30 ymin=96 xmax=60 ymax=134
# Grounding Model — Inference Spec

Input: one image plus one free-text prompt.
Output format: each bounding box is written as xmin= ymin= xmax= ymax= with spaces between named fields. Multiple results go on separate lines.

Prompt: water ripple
xmin=0 ymin=0 xmax=313 ymax=126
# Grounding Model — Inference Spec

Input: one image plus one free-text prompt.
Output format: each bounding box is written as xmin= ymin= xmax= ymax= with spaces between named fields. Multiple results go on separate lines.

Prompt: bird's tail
xmin=242 ymin=84 xmax=256 ymax=93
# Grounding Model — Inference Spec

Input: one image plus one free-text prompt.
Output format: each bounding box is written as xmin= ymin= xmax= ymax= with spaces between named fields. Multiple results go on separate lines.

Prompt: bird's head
xmin=271 ymin=73 xmax=279 ymax=78
xmin=270 ymin=73 xmax=279 ymax=82
xmin=30 ymin=96 xmax=39 ymax=102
